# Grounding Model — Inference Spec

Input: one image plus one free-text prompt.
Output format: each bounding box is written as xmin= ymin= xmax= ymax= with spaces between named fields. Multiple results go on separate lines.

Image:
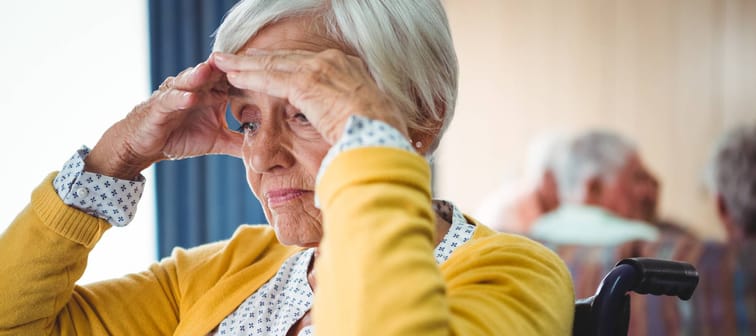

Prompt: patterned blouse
xmin=211 ymin=200 xmax=475 ymax=336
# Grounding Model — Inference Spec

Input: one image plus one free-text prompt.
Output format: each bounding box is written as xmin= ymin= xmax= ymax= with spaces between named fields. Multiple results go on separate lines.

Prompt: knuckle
xmin=155 ymin=90 xmax=179 ymax=109
xmin=306 ymin=57 xmax=331 ymax=75
xmin=320 ymin=48 xmax=344 ymax=60
xmin=148 ymin=90 xmax=166 ymax=103
xmin=129 ymin=101 xmax=149 ymax=116
xmin=323 ymin=49 xmax=351 ymax=67
xmin=349 ymin=55 xmax=367 ymax=68
xmin=178 ymin=67 xmax=193 ymax=76
xmin=174 ymin=67 xmax=195 ymax=87
xmin=298 ymin=70 xmax=320 ymax=87
xmin=262 ymin=55 xmax=278 ymax=71
xmin=158 ymin=77 xmax=175 ymax=90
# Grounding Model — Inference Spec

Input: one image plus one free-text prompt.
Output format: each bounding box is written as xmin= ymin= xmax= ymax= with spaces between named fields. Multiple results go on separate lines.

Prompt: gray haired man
xmin=708 ymin=123 xmax=756 ymax=242
xmin=531 ymin=130 xmax=660 ymax=245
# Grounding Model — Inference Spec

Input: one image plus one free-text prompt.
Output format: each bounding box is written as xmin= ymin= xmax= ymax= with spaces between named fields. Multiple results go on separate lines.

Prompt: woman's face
xmin=229 ymin=17 xmax=344 ymax=247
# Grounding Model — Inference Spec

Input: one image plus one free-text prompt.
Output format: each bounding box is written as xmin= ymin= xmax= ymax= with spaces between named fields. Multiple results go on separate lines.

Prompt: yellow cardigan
xmin=0 ymin=147 xmax=574 ymax=335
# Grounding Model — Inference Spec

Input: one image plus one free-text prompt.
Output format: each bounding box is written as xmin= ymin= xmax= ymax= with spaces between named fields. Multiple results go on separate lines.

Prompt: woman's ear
xmin=407 ymin=96 xmax=447 ymax=156
xmin=407 ymin=129 xmax=436 ymax=155
xmin=408 ymin=115 xmax=444 ymax=156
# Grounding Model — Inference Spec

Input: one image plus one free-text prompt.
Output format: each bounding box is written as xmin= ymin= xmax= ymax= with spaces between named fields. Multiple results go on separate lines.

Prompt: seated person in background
xmin=530 ymin=129 xmax=699 ymax=335
xmin=0 ymin=1 xmax=575 ymax=335
xmin=709 ymin=124 xmax=756 ymax=243
xmin=694 ymin=123 xmax=756 ymax=335
xmin=530 ymin=130 xmax=661 ymax=245
xmin=475 ymin=133 xmax=561 ymax=233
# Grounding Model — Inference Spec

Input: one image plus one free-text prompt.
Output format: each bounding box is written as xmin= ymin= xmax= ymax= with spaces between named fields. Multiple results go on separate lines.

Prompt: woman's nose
xmin=242 ymin=127 xmax=294 ymax=174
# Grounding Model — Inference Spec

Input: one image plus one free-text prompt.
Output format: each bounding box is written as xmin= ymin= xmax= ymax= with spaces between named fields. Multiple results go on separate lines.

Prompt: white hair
xmin=213 ymin=0 xmax=458 ymax=154
xmin=706 ymin=124 xmax=756 ymax=236
xmin=522 ymin=132 xmax=563 ymax=185
xmin=553 ymin=130 xmax=636 ymax=202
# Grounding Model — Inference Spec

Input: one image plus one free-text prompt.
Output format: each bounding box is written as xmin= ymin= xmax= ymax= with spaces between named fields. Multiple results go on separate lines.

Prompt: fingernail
xmin=214 ymin=53 xmax=228 ymax=63
xmin=179 ymin=92 xmax=192 ymax=108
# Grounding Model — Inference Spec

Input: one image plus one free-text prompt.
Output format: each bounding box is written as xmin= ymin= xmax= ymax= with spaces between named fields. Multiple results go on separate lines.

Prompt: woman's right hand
xmin=85 ymin=61 xmax=243 ymax=179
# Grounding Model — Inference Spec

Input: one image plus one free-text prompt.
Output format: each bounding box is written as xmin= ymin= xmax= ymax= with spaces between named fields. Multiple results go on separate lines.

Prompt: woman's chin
xmin=275 ymin=234 xmax=321 ymax=248
xmin=271 ymin=218 xmax=322 ymax=247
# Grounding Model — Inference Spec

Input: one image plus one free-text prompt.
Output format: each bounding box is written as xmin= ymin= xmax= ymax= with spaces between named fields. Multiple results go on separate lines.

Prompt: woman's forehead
xmin=237 ymin=16 xmax=344 ymax=54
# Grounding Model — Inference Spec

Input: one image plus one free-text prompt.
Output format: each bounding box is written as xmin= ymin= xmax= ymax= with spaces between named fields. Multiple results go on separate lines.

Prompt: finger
xmin=203 ymin=62 xmax=229 ymax=89
xmin=213 ymin=51 xmax=305 ymax=73
xmin=171 ymin=64 xmax=205 ymax=90
xmin=225 ymin=70 xmax=294 ymax=100
xmin=172 ymin=62 xmax=227 ymax=91
xmin=176 ymin=66 xmax=194 ymax=77
xmin=157 ymin=76 xmax=175 ymax=91
xmin=211 ymin=129 xmax=244 ymax=158
xmin=243 ymin=48 xmax=316 ymax=57
xmin=153 ymin=89 xmax=194 ymax=112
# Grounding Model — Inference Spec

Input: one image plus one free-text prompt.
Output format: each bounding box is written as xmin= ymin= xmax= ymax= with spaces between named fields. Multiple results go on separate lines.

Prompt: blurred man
xmin=530 ymin=130 xmax=660 ymax=245
xmin=686 ymin=123 xmax=756 ymax=335
xmin=475 ymin=134 xmax=561 ymax=233
xmin=708 ymin=124 xmax=756 ymax=242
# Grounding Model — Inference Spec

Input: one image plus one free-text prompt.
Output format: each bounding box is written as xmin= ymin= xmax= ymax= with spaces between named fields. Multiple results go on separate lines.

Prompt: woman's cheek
xmin=291 ymin=122 xmax=324 ymax=141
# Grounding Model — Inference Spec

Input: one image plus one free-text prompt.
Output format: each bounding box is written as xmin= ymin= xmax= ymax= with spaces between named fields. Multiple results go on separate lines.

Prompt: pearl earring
xmin=414 ymin=141 xmax=423 ymax=149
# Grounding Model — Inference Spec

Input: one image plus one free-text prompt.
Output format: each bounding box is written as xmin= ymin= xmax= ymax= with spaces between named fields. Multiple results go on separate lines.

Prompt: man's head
xmin=523 ymin=133 xmax=563 ymax=213
xmin=554 ymin=130 xmax=659 ymax=221
xmin=707 ymin=124 xmax=756 ymax=241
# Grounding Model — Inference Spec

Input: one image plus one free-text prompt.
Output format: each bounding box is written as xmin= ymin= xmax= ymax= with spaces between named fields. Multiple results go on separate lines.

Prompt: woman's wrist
xmin=84 ymin=146 xmax=149 ymax=180
xmin=85 ymin=127 xmax=154 ymax=180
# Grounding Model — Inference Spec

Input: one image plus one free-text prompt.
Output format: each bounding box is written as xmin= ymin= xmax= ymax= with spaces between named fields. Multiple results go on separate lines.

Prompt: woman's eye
xmin=293 ymin=113 xmax=309 ymax=124
xmin=236 ymin=122 xmax=260 ymax=134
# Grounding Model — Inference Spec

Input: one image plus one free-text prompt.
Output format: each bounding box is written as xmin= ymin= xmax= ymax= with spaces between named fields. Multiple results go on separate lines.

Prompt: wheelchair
xmin=573 ymin=258 xmax=699 ymax=336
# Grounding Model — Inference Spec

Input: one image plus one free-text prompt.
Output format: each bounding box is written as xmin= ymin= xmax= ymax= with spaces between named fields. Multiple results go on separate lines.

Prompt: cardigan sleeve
xmin=0 ymin=173 xmax=183 ymax=335
xmin=441 ymin=231 xmax=575 ymax=335
xmin=313 ymin=147 xmax=574 ymax=335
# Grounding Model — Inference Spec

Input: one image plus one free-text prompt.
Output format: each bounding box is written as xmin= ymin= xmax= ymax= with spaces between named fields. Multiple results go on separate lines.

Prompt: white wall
xmin=0 ymin=1 xmax=156 ymax=284
xmin=441 ymin=0 xmax=756 ymax=241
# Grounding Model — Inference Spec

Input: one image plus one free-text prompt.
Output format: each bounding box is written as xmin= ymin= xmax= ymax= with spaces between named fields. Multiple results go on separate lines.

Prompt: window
xmin=0 ymin=1 xmax=155 ymax=284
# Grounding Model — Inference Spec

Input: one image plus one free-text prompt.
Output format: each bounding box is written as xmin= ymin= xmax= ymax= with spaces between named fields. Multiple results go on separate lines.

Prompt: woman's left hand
xmin=211 ymin=49 xmax=409 ymax=144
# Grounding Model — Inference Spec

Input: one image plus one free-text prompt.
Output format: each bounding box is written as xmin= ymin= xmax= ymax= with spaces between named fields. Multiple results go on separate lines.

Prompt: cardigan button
xmin=76 ymin=187 xmax=89 ymax=197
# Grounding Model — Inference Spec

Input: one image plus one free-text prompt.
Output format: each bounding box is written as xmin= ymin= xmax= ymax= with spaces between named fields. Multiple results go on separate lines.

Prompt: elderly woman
xmin=0 ymin=0 xmax=573 ymax=335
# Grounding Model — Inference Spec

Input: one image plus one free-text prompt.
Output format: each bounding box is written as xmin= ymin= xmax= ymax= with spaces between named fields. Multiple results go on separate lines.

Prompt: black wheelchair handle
xmin=616 ymin=258 xmax=699 ymax=300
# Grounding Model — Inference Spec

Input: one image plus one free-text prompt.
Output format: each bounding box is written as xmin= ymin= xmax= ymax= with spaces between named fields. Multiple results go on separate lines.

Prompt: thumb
xmin=213 ymin=129 xmax=244 ymax=158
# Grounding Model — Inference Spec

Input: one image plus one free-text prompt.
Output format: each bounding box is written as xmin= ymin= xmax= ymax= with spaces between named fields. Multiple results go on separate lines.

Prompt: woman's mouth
xmin=265 ymin=189 xmax=309 ymax=208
